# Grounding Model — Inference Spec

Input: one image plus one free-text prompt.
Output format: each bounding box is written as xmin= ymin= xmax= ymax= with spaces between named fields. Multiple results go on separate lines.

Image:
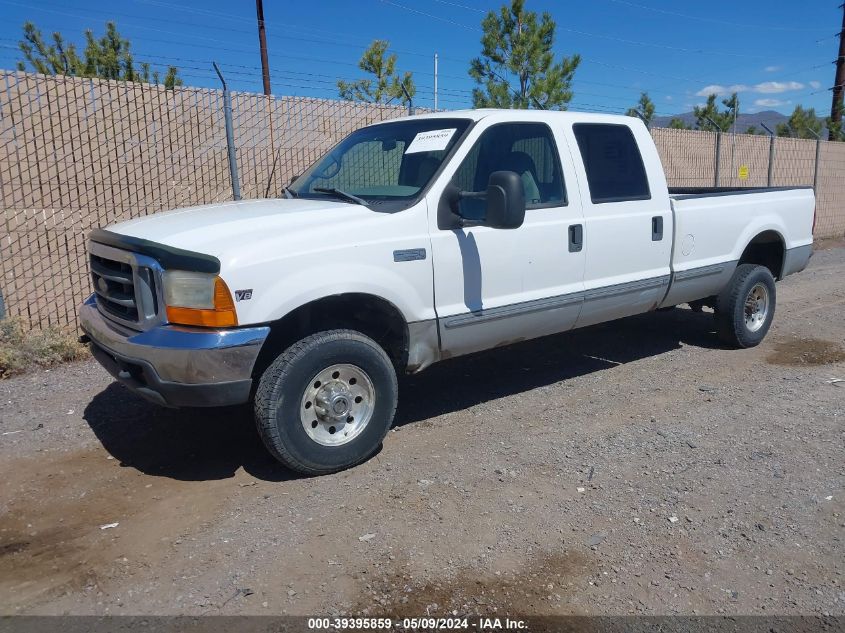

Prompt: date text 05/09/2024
xmin=306 ymin=617 xmax=528 ymax=630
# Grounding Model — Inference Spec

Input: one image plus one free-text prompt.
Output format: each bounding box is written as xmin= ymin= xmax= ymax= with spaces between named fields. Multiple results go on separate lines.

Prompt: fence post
xmin=401 ymin=83 xmax=414 ymax=116
xmin=703 ymin=117 xmax=722 ymax=187
xmin=761 ymin=122 xmax=776 ymax=187
xmin=767 ymin=136 xmax=775 ymax=187
xmin=0 ymin=288 xmax=5 ymax=320
xmin=714 ymin=132 xmax=721 ymax=187
xmin=805 ymin=127 xmax=821 ymax=192
xmin=213 ymin=62 xmax=241 ymax=201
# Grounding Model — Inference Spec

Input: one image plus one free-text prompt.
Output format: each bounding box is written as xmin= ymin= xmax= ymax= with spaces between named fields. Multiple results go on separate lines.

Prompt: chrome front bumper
xmin=80 ymin=296 xmax=270 ymax=407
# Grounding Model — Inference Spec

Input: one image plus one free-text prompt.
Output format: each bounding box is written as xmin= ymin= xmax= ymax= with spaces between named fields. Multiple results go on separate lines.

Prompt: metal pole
xmin=214 ymin=62 xmax=241 ymax=201
xmin=731 ymin=96 xmax=738 ymax=185
xmin=433 ymin=53 xmax=438 ymax=112
xmin=256 ymin=0 xmax=271 ymax=96
xmin=806 ymin=126 xmax=821 ymax=192
xmin=401 ymin=82 xmax=414 ymax=116
xmin=761 ymin=122 xmax=776 ymax=188
xmin=705 ymin=116 xmax=722 ymax=187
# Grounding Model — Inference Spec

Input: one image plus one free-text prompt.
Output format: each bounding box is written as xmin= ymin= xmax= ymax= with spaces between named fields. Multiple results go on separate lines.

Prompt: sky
xmin=0 ymin=0 xmax=841 ymax=118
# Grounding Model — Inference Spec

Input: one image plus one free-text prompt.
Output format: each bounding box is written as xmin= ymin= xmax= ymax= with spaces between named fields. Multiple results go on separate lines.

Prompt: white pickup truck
xmin=80 ymin=109 xmax=815 ymax=474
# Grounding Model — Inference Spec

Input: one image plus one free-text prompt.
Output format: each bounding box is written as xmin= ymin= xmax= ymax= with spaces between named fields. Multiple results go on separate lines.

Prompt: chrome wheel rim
xmin=300 ymin=363 xmax=375 ymax=447
xmin=744 ymin=283 xmax=769 ymax=333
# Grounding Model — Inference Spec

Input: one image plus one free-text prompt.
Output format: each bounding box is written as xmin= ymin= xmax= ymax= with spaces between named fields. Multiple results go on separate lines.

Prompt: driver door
xmin=427 ymin=118 xmax=586 ymax=358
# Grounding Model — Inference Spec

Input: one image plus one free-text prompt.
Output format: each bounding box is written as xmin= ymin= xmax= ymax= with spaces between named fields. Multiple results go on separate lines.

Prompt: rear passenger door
xmin=566 ymin=121 xmax=673 ymax=328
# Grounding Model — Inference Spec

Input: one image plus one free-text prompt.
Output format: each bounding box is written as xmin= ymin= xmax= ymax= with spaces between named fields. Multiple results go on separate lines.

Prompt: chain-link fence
xmin=651 ymin=126 xmax=845 ymax=238
xmin=0 ymin=70 xmax=413 ymax=329
xmin=2 ymin=69 xmax=844 ymax=331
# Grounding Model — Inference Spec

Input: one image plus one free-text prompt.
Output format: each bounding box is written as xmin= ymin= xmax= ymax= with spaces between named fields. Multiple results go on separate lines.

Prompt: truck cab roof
xmin=398 ymin=108 xmax=640 ymax=127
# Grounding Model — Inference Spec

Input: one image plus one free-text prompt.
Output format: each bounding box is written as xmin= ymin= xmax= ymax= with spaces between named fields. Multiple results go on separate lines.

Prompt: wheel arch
xmin=251 ymin=293 xmax=411 ymax=382
xmin=738 ymin=230 xmax=786 ymax=280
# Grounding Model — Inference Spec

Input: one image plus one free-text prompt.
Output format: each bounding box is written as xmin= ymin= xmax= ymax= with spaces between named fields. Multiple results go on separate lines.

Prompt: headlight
xmin=163 ymin=271 xmax=238 ymax=327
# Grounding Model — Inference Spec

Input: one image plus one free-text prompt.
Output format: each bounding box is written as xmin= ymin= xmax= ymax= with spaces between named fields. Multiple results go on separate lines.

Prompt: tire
xmin=715 ymin=264 xmax=776 ymax=348
xmin=254 ymin=329 xmax=398 ymax=475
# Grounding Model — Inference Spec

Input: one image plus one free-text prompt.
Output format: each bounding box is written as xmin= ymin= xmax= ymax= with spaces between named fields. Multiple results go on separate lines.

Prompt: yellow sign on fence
xmin=738 ymin=165 xmax=750 ymax=181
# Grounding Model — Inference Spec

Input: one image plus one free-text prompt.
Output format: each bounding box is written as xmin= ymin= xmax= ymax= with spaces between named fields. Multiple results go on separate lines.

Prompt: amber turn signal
xmin=166 ymin=277 xmax=238 ymax=327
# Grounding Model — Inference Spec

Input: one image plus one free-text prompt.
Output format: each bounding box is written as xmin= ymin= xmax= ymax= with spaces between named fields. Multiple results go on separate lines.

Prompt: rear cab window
xmin=572 ymin=123 xmax=651 ymax=204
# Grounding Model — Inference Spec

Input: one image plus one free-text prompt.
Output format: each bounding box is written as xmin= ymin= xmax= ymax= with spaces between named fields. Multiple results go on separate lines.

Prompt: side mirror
xmin=437 ymin=171 xmax=527 ymax=231
xmin=484 ymin=171 xmax=526 ymax=229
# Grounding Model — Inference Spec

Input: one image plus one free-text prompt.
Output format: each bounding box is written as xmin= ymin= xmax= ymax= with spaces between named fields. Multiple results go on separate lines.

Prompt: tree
xmin=337 ymin=40 xmax=415 ymax=105
xmin=668 ymin=117 xmax=692 ymax=130
xmin=694 ymin=93 xmax=739 ymax=132
xmin=626 ymin=92 xmax=655 ymax=126
xmin=468 ymin=0 xmax=580 ymax=110
xmin=17 ymin=21 xmax=181 ymax=88
xmin=775 ymin=105 xmax=822 ymax=139
xmin=745 ymin=126 xmax=760 ymax=135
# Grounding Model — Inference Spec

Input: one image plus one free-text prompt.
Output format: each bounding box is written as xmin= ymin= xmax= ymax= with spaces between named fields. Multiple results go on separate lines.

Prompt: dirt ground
xmin=1 ymin=248 xmax=843 ymax=618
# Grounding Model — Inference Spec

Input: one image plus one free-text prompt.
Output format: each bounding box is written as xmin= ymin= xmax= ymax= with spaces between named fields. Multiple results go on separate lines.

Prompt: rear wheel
xmin=715 ymin=264 xmax=776 ymax=348
xmin=254 ymin=329 xmax=398 ymax=475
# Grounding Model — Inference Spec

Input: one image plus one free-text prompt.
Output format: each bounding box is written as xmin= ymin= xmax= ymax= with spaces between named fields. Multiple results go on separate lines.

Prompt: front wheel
xmin=254 ymin=329 xmax=398 ymax=475
xmin=715 ymin=264 xmax=776 ymax=348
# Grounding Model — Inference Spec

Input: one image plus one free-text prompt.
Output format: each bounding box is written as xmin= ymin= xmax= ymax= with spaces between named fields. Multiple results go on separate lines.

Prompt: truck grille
xmin=90 ymin=254 xmax=140 ymax=322
xmin=88 ymin=242 xmax=162 ymax=330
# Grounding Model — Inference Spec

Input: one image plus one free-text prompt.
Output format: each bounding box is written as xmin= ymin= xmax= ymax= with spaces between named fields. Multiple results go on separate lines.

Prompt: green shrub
xmin=0 ymin=317 xmax=88 ymax=378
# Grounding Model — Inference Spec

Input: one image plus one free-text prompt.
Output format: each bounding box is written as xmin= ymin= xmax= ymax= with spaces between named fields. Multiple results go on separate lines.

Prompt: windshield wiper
xmin=312 ymin=187 xmax=367 ymax=206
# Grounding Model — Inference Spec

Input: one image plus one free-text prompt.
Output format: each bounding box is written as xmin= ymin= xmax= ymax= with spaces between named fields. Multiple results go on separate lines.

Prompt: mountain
xmin=652 ymin=110 xmax=788 ymax=132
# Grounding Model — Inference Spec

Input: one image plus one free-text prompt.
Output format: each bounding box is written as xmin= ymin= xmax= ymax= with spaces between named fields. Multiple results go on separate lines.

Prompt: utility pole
xmin=256 ymin=0 xmax=271 ymax=95
xmin=434 ymin=53 xmax=438 ymax=111
xmin=829 ymin=2 xmax=845 ymax=140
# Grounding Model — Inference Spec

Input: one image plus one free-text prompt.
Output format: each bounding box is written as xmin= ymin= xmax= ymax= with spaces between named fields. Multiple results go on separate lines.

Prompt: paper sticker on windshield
xmin=405 ymin=128 xmax=457 ymax=154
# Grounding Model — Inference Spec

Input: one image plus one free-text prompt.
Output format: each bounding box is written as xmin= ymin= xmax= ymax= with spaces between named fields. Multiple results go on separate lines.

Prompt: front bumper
xmin=80 ymin=296 xmax=270 ymax=407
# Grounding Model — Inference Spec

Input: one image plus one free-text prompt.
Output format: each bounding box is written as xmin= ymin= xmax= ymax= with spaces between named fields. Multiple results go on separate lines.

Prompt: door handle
xmin=569 ymin=224 xmax=583 ymax=252
xmin=651 ymin=216 xmax=664 ymax=241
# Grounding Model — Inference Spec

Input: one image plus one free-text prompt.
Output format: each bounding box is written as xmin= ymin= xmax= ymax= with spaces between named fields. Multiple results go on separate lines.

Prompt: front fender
xmin=231 ymin=259 xmax=435 ymax=326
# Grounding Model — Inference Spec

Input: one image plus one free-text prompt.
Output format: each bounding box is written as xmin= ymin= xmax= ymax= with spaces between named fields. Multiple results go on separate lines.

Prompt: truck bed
xmin=659 ymin=185 xmax=816 ymax=308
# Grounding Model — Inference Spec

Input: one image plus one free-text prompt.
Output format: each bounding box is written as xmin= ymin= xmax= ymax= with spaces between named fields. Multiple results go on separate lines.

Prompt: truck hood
xmin=108 ymin=198 xmax=387 ymax=267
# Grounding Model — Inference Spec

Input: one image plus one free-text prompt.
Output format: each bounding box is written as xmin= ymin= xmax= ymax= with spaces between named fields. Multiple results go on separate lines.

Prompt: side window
xmin=452 ymin=123 xmax=566 ymax=220
xmin=572 ymin=123 xmax=651 ymax=203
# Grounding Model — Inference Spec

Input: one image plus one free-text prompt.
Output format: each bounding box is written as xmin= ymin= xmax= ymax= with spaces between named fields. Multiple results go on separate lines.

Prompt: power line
xmin=1 ymin=33 xmax=829 ymax=112
xmin=3 ymin=0 xmax=833 ymax=115
xmin=2 ymin=0 xmax=789 ymax=99
xmin=602 ymin=0 xmax=829 ymax=33
xmin=394 ymin=0 xmax=769 ymax=59
xmin=378 ymin=0 xmax=478 ymax=31
xmin=1 ymin=0 xmax=468 ymax=64
xmin=419 ymin=0 xmax=835 ymax=99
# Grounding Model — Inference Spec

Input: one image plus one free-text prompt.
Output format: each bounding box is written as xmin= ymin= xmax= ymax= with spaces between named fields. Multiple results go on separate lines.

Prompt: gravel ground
xmin=1 ymin=248 xmax=843 ymax=618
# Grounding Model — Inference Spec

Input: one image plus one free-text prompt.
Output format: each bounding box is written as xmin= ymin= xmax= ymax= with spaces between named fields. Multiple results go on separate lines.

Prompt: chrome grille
xmin=88 ymin=241 xmax=163 ymax=330
xmin=90 ymin=254 xmax=139 ymax=322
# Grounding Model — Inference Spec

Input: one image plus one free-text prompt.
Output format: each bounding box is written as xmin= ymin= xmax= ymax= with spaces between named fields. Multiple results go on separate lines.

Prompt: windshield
xmin=289 ymin=118 xmax=472 ymax=210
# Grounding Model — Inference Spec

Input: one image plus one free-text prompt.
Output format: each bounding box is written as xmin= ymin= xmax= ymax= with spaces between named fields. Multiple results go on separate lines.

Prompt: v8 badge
xmin=234 ymin=289 xmax=253 ymax=302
